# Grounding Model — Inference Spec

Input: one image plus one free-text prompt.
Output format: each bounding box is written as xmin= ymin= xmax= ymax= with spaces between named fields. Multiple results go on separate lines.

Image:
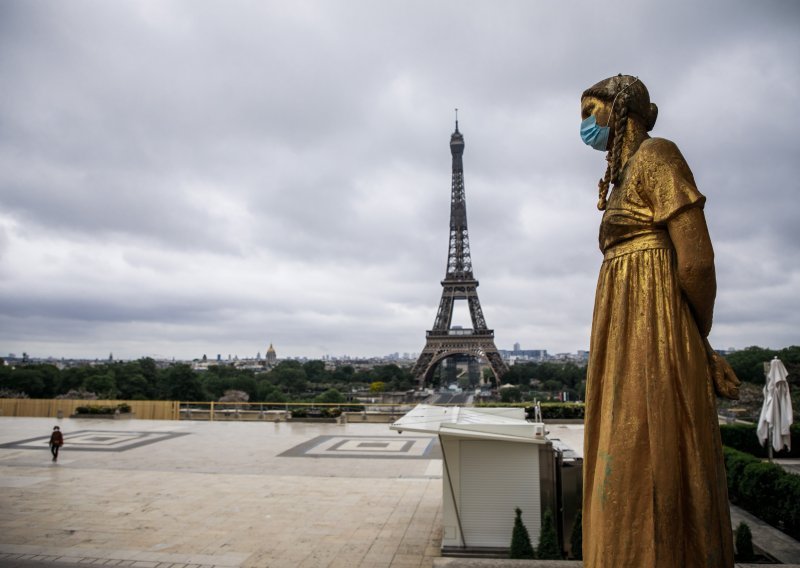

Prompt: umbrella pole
xmin=768 ymin=425 xmax=773 ymax=463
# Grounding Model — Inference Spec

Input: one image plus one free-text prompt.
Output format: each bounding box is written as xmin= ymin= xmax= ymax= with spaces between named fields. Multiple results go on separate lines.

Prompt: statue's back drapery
xmin=580 ymin=75 xmax=735 ymax=567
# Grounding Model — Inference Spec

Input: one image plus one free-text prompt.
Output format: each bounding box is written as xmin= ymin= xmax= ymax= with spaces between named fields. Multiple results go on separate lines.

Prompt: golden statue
xmin=580 ymin=75 xmax=739 ymax=567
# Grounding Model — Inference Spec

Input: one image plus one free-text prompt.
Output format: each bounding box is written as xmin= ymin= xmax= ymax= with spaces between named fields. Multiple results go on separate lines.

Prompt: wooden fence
xmin=0 ymin=399 xmax=415 ymax=421
xmin=0 ymin=399 xmax=180 ymax=420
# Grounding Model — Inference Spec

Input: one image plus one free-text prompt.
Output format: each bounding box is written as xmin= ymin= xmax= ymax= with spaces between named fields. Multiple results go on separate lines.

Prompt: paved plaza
xmin=1 ymin=417 xmax=798 ymax=568
xmin=0 ymin=417 xmax=445 ymax=568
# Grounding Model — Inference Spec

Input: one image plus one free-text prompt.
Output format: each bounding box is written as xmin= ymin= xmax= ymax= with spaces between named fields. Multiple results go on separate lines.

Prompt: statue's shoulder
xmin=638 ymin=137 xmax=681 ymax=155
xmin=637 ymin=137 xmax=686 ymax=164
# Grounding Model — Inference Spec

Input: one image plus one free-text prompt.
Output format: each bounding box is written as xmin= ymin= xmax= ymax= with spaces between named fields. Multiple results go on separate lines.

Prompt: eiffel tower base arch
xmin=412 ymin=332 xmax=508 ymax=387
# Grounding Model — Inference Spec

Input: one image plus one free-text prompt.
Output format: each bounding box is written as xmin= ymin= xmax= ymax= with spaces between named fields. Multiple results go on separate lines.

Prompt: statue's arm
xmin=667 ymin=207 xmax=716 ymax=337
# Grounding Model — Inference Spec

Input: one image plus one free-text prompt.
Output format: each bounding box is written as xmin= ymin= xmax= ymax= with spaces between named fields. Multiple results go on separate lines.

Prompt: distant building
xmin=500 ymin=348 xmax=548 ymax=362
xmin=266 ymin=343 xmax=277 ymax=367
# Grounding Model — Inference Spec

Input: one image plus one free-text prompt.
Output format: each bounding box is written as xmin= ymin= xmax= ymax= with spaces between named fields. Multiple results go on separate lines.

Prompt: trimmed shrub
xmin=724 ymin=446 xmax=800 ymax=539
xmin=720 ymin=423 xmax=800 ymax=459
xmin=739 ymin=461 xmax=787 ymax=527
xmin=734 ymin=522 xmax=755 ymax=561
xmin=723 ymin=446 xmax=759 ymax=494
xmin=539 ymin=403 xmax=585 ymax=420
xmin=475 ymin=402 xmax=585 ymax=420
xmin=569 ymin=509 xmax=583 ymax=560
xmin=509 ymin=507 xmax=535 ymax=559
xmin=536 ymin=509 xmax=562 ymax=560
xmin=74 ymin=403 xmax=131 ymax=415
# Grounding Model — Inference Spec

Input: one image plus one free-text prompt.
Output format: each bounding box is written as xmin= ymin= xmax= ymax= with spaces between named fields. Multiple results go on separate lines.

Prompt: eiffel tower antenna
xmin=411 ymin=118 xmax=508 ymax=386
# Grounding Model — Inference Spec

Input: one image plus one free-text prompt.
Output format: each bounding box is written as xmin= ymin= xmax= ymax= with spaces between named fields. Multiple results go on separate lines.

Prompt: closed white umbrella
xmin=756 ymin=357 xmax=794 ymax=456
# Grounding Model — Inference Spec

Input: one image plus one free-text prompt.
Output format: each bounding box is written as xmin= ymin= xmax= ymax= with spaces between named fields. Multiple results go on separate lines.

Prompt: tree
xmin=115 ymin=362 xmax=151 ymax=399
xmin=160 ymin=364 xmax=207 ymax=401
xmin=316 ymin=388 xmax=345 ymax=404
xmin=536 ymin=509 xmax=562 ymax=560
xmin=369 ymin=381 xmax=386 ymax=394
xmin=332 ymin=365 xmax=355 ymax=383
xmin=370 ymin=364 xmax=414 ymax=391
xmin=203 ymin=372 xmax=230 ymax=400
xmin=1 ymin=368 xmax=46 ymax=397
xmin=509 ymin=507 xmax=535 ymax=559
xmin=85 ymin=372 xmax=118 ymax=399
xmin=269 ymin=361 xmax=308 ymax=395
xmin=229 ymin=375 xmax=258 ymax=401
xmin=60 ymin=366 xmax=90 ymax=394
xmin=543 ymin=379 xmax=563 ymax=392
xmin=726 ymin=346 xmax=775 ymax=384
xmin=303 ymin=360 xmax=328 ymax=383
xmin=255 ymin=381 xmax=286 ymax=402
xmin=36 ymin=364 xmax=62 ymax=397
xmin=138 ymin=357 xmax=159 ymax=389
xmin=500 ymin=386 xmax=522 ymax=403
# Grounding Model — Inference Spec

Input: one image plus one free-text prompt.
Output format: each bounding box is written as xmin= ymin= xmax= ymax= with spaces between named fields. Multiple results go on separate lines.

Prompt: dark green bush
xmin=777 ymin=473 xmax=800 ymax=536
xmin=739 ymin=462 xmax=786 ymax=526
xmin=509 ymin=507 xmax=535 ymax=559
xmin=723 ymin=446 xmax=759 ymax=493
xmin=475 ymin=402 xmax=585 ymax=420
xmin=75 ymin=405 xmax=113 ymax=414
xmin=569 ymin=509 xmax=583 ymax=560
xmin=734 ymin=522 xmax=755 ymax=561
xmin=74 ymin=403 xmax=131 ymax=415
xmin=720 ymin=423 xmax=800 ymax=458
xmin=539 ymin=403 xmax=585 ymax=420
xmin=536 ymin=509 xmax=562 ymax=560
xmin=724 ymin=446 xmax=800 ymax=539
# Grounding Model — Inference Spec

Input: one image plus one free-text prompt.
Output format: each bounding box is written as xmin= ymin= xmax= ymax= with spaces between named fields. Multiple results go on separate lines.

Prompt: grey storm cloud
xmin=0 ymin=0 xmax=798 ymax=359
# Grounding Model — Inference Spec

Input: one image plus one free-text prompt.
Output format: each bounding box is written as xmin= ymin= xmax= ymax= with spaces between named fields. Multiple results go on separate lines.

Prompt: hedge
xmin=723 ymin=446 xmax=800 ymax=540
xmin=74 ymin=403 xmax=132 ymax=415
xmin=719 ymin=423 xmax=800 ymax=459
xmin=474 ymin=402 xmax=585 ymax=420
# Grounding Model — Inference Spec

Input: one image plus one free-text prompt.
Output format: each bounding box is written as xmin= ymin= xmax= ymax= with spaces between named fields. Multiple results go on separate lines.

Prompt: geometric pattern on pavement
xmin=279 ymin=435 xmax=441 ymax=459
xmin=0 ymin=429 xmax=190 ymax=452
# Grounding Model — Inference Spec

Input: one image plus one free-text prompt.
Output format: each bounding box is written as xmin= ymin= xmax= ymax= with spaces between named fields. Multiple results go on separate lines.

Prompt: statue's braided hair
xmin=582 ymin=74 xmax=658 ymax=211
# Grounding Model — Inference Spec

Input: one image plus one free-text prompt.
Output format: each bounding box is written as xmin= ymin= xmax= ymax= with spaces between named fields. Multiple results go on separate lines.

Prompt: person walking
xmin=49 ymin=425 xmax=64 ymax=462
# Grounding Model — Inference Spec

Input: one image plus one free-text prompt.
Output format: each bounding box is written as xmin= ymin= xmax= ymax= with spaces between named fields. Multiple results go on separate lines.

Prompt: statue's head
xmin=580 ymin=74 xmax=658 ymax=211
xmin=582 ymin=74 xmax=658 ymax=132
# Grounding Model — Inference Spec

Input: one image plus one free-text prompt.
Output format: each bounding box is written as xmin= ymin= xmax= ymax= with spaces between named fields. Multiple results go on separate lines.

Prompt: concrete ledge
xmin=731 ymin=503 xmax=800 ymax=564
xmin=435 ymin=561 xmax=581 ymax=567
xmin=434 ymin=561 xmax=800 ymax=568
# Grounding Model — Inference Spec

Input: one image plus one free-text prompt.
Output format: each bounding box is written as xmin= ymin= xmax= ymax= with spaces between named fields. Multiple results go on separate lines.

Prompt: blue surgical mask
xmin=580 ymin=115 xmax=610 ymax=151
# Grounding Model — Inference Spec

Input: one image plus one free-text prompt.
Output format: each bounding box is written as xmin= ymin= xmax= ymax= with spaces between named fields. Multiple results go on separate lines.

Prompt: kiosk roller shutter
xmin=458 ymin=439 xmax=541 ymax=548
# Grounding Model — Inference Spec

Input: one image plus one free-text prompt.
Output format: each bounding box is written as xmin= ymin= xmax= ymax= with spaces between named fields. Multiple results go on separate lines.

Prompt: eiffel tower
xmin=412 ymin=116 xmax=509 ymax=386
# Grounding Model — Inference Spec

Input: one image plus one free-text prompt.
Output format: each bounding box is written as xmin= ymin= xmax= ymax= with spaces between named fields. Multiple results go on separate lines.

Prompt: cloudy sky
xmin=1 ymin=1 xmax=798 ymax=361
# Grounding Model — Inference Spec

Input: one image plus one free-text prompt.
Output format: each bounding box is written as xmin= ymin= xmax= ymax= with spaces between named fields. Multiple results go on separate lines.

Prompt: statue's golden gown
xmin=583 ymin=138 xmax=734 ymax=567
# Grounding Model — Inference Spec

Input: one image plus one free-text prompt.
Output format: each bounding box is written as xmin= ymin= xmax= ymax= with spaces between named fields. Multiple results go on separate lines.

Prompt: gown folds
xmin=583 ymin=137 xmax=734 ymax=567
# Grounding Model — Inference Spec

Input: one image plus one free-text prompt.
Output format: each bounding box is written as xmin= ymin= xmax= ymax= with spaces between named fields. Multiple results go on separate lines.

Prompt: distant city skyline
xmin=3 ymin=341 xmax=763 ymax=364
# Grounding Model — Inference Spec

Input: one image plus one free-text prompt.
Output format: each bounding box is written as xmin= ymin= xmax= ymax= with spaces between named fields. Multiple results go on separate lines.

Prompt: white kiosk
xmin=391 ymin=404 xmax=558 ymax=555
